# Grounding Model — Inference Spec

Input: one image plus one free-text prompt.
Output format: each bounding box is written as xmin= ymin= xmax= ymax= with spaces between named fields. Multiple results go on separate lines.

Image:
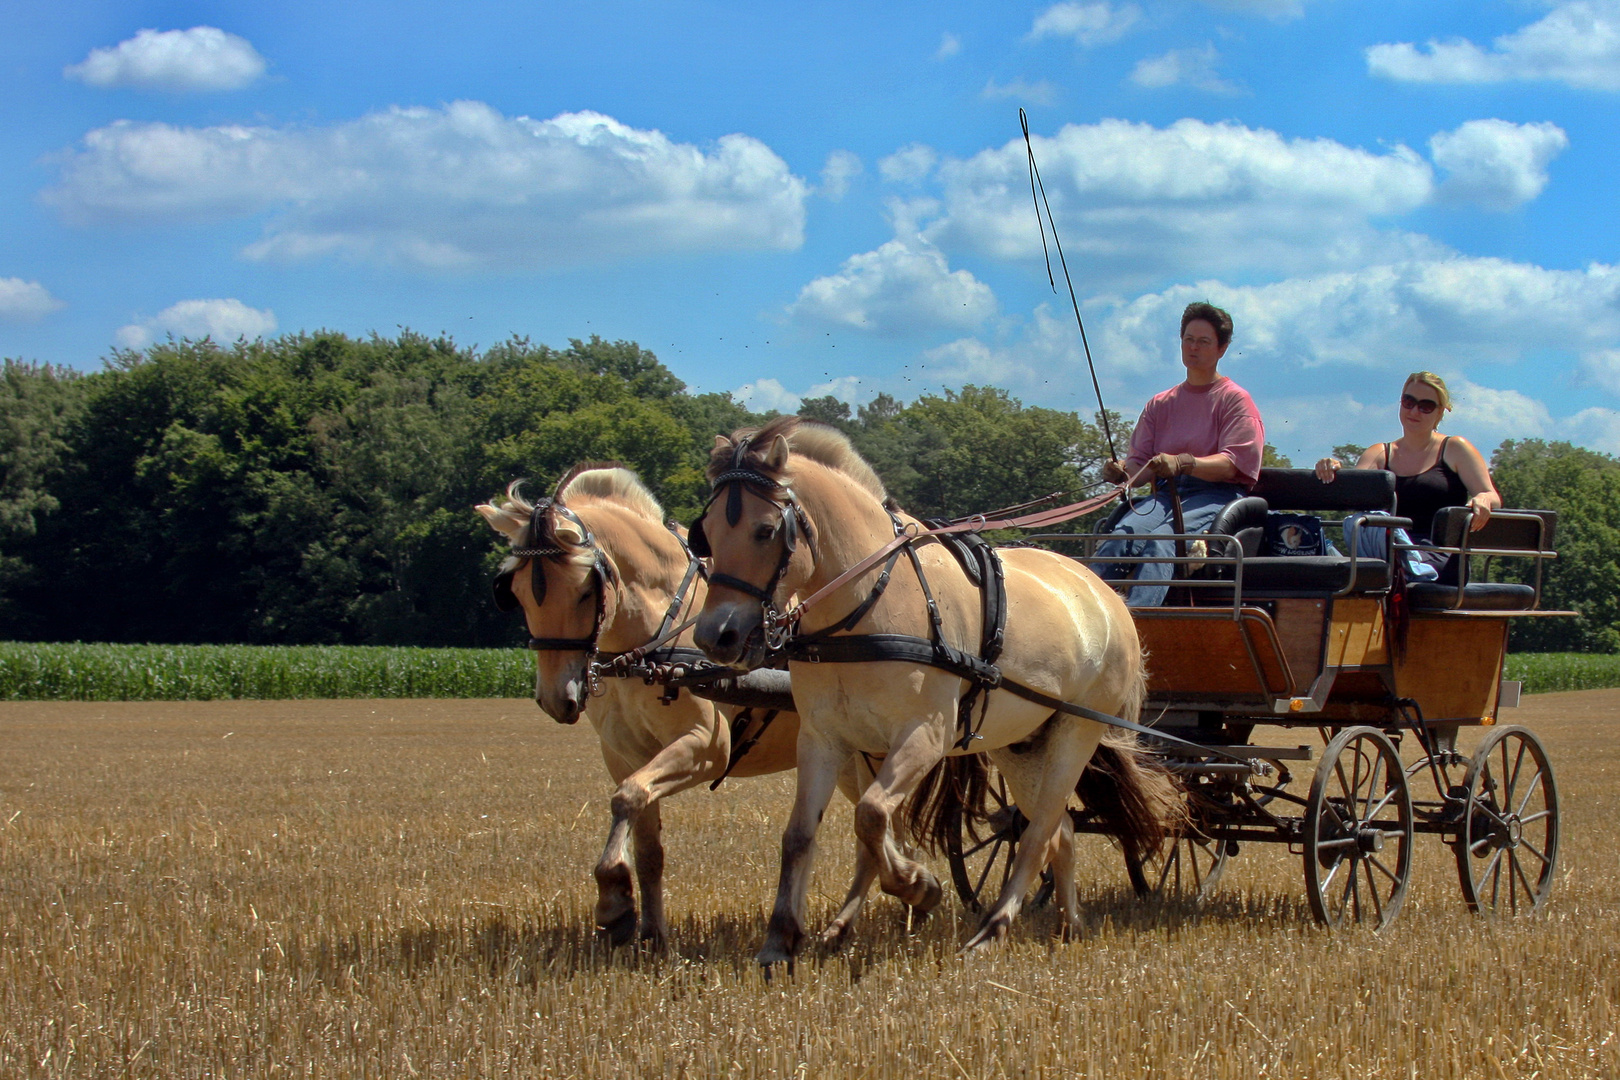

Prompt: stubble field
xmin=2 ymin=691 xmax=1618 ymax=1078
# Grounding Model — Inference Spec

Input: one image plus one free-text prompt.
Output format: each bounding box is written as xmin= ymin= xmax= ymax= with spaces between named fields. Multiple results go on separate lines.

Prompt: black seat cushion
xmin=1406 ymin=582 xmax=1538 ymax=612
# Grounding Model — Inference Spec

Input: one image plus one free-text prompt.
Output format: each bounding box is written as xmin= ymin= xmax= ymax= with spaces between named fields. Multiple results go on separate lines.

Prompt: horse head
xmin=477 ymin=473 xmax=626 ymax=723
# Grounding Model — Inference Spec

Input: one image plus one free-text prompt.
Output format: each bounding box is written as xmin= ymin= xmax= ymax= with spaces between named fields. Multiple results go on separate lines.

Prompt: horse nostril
xmin=715 ymin=627 xmax=738 ymax=652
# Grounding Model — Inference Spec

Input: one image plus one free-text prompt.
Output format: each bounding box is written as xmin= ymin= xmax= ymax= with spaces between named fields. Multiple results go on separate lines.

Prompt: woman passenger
xmin=1314 ymin=371 xmax=1501 ymax=582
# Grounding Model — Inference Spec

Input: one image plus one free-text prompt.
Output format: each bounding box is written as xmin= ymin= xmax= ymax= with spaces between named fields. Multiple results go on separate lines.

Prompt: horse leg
xmin=629 ymin=800 xmax=667 ymax=949
xmin=758 ymin=739 xmax=845 ymax=969
xmin=1049 ymin=811 xmax=1079 ymax=940
xmin=854 ymin=722 xmax=946 ymax=918
xmin=966 ymin=719 xmax=1100 ymax=950
xmin=594 ymin=720 xmax=727 ymax=945
xmin=820 ymin=754 xmax=882 ymax=950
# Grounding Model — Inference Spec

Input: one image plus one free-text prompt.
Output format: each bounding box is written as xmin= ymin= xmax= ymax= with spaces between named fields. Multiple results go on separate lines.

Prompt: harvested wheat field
xmin=2 ymin=691 xmax=1617 ymax=1079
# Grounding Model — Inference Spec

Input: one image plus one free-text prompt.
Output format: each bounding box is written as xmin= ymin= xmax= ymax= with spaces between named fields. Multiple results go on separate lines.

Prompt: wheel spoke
xmin=1514 ymin=769 xmax=1546 ymax=817
xmin=1505 ymin=739 xmax=1527 ymax=804
xmin=1344 ymin=854 xmax=1360 ymax=920
xmin=1517 ymin=838 xmax=1551 ymax=868
xmin=1364 ymin=787 xmax=1399 ymax=821
xmin=1510 ymin=851 xmax=1539 ymax=905
xmin=1367 ymin=852 xmax=1400 ymax=885
xmin=1364 ymin=861 xmax=1384 ymax=925
xmin=971 ymin=838 xmax=1005 ymax=896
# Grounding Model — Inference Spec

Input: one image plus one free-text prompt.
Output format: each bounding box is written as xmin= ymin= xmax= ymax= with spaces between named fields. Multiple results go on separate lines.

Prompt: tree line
xmin=1 ymin=332 xmax=1614 ymax=651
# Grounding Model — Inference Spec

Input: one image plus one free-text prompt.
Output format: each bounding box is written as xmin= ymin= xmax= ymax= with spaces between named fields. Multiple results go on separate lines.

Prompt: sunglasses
xmin=1401 ymin=393 xmax=1439 ymax=415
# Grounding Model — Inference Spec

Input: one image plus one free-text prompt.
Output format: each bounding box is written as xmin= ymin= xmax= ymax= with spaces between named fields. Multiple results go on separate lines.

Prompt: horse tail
xmin=1075 ymin=668 xmax=1185 ymax=865
xmin=901 ymin=752 xmax=990 ymax=857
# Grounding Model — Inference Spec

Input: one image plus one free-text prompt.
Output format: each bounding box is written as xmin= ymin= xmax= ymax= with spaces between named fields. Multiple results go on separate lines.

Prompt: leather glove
xmin=1148 ymin=453 xmax=1197 ymax=478
xmin=1101 ymin=459 xmax=1128 ymax=484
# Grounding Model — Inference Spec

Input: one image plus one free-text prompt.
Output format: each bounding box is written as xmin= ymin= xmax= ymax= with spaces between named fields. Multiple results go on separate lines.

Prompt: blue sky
xmin=3 ymin=0 xmax=1619 ymax=462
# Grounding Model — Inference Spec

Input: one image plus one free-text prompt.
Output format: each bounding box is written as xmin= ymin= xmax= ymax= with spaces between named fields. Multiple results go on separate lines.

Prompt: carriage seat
xmin=1401 ymin=507 xmax=1554 ymax=612
xmin=1198 ymin=469 xmax=1396 ymax=595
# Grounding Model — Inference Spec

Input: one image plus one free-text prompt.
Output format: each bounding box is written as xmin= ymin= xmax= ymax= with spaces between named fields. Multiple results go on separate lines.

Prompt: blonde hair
xmin=1404 ymin=371 xmax=1452 ymax=417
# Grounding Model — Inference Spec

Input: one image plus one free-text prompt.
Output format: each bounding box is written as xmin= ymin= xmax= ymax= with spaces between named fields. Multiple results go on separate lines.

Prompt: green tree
xmin=1491 ymin=439 xmax=1620 ymax=652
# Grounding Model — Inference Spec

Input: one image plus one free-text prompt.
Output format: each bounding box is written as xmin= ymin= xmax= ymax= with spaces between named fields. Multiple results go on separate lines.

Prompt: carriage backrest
xmin=1430 ymin=506 xmax=1557 ymax=553
xmin=1251 ymin=468 xmax=1395 ymax=514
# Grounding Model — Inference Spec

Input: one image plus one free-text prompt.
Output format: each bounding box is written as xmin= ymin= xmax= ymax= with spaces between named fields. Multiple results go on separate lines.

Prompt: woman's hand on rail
xmin=1314 ymin=457 xmax=1340 ymax=483
xmin=1466 ymin=492 xmax=1495 ymax=531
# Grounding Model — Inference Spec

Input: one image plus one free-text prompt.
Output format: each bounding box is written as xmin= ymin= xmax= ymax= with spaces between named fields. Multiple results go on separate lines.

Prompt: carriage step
xmin=1150 ymin=742 xmax=1314 ymax=762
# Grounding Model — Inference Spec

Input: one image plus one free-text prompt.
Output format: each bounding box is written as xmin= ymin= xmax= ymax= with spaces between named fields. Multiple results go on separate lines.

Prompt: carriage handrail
xmin=1393 ymin=507 xmax=1558 ymax=611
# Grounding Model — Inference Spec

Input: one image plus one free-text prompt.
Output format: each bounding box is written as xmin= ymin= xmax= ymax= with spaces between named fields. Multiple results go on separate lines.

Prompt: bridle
xmin=491 ymin=499 xmax=616 ymax=673
xmin=688 ymin=447 xmax=814 ymax=650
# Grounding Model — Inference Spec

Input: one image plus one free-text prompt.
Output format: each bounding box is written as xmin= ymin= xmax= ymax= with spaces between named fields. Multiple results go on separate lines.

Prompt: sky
xmin=2 ymin=0 xmax=1619 ymax=464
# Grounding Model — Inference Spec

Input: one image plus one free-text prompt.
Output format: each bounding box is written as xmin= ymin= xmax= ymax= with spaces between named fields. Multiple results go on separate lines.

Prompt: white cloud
xmin=879 ymin=143 xmax=939 ymax=184
xmin=936 ymin=32 xmax=962 ymax=59
xmin=981 ymin=77 xmax=1060 ymax=105
xmin=1129 ymin=45 xmax=1242 ymax=93
xmin=787 ymin=234 xmax=998 ymax=335
xmin=64 ymin=27 xmax=267 ymax=93
xmin=1028 ymin=2 xmax=1143 ymax=46
xmin=114 ymin=298 xmax=276 ymax=349
xmin=1564 ymin=406 xmax=1620 ymax=453
xmin=820 ymin=150 xmax=862 ymax=200
xmin=1367 ymin=1 xmax=1620 ymax=91
xmin=1202 ymin=0 xmax=1311 ymax=18
xmin=0 ymin=278 xmax=65 ymax=322
xmin=1430 ymin=119 xmax=1569 ymax=210
xmin=44 ymin=104 xmax=809 ymax=270
xmin=733 ymin=378 xmax=803 ymax=413
xmin=929 ymin=118 xmax=1439 ymax=288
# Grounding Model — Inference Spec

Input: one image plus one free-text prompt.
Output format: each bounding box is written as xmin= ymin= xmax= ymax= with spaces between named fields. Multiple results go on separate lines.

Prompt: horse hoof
xmin=597 ymin=908 xmax=637 ymax=947
xmin=819 ymin=920 xmax=852 ymax=951
xmin=963 ymin=916 xmax=1010 ymax=952
xmin=913 ymin=874 xmax=944 ymax=916
xmin=637 ymin=927 xmax=668 ymax=952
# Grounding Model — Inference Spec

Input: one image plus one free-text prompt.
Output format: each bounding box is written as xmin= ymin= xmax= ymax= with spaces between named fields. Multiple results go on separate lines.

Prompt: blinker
xmin=688 ymin=514 xmax=711 ymax=558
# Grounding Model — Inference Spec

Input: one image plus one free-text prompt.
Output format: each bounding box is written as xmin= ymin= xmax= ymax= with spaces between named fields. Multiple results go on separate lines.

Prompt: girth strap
xmin=709 ymin=708 xmax=783 ymax=790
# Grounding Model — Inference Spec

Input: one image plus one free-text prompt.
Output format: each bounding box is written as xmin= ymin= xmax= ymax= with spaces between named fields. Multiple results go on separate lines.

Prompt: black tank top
xmin=1385 ymin=437 xmax=1469 ymax=539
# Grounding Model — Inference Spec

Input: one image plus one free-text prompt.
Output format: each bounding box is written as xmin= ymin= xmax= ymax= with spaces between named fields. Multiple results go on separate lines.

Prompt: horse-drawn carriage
xmin=951 ymin=466 xmax=1565 ymax=930
xmin=481 ymin=425 xmax=1566 ymax=960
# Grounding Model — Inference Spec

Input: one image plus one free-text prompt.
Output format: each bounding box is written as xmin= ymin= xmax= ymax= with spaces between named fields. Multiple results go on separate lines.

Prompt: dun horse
xmin=691 ymin=419 xmax=1178 ymax=960
xmin=478 ymin=464 xmax=874 ymax=947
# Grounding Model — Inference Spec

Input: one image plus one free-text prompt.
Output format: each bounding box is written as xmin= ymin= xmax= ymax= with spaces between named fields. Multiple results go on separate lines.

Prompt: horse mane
xmin=555 ymin=462 xmax=665 ymax=524
xmin=708 ymin=415 xmax=888 ymax=502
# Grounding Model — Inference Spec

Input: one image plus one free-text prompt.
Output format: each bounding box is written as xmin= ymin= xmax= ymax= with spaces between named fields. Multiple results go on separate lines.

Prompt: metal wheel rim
xmin=1303 ymin=726 xmax=1413 ymax=930
xmin=1456 ymin=725 xmax=1559 ymax=916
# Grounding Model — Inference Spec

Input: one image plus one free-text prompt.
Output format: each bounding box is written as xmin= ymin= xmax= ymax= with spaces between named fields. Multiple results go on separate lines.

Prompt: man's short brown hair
xmin=1181 ymin=302 xmax=1233 ymax=348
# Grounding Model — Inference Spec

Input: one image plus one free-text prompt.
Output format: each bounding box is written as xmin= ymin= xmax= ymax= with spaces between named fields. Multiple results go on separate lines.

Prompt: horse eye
xmin=578 ymin=589 xmax=594 ymax=607
xmin=754 ymin=523 xmax=776 ymax=542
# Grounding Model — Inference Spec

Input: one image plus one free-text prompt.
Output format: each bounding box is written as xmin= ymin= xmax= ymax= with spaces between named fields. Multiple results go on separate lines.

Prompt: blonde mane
xmin=558 ymin=465 xmax=665 ymax=524
xmin=709 ymin=416 xmax=888 ymax=502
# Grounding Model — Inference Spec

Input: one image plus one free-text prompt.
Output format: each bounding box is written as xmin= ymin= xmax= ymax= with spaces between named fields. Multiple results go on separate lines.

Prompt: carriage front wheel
xmin=943 ymin=770 xmax=1054 ymax=913
xmin=1303 ymin=727 xmax=1413 ymax=929
xmin=1454 ymin=725 xmax=1559 ymax=916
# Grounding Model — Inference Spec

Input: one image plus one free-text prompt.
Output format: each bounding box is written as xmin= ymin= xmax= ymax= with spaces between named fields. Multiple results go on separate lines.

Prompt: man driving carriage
xmin=1092 ymin=301 xmax=1264 ymax=606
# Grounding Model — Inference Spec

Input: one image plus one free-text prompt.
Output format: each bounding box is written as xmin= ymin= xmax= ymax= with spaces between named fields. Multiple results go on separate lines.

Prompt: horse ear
xmin=492 ymin=568 xmax=520 ymax=612
xmin=553 ymin=519 xmax=585 ymax=545
xmin=476 ymin=503 xmax=527 ymax=543
xmin=687 ymin=515 xmax=710 ymax=558
xmin=764 ymin=434 xmax=790 ymax=472
xmin=713 ymin=435 xmax=732 ymax=453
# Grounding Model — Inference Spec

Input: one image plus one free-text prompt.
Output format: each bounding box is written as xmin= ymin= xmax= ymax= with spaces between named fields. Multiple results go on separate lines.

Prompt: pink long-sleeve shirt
xmin=1125 ymin=377 xmax=1265 ymax=488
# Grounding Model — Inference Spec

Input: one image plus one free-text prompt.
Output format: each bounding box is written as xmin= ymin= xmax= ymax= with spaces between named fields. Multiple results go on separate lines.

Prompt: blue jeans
xmin=1342 ymin=512 xmax=1443 ymax=582
xmin=1092 ymin=478 xmax=1247 ymax=607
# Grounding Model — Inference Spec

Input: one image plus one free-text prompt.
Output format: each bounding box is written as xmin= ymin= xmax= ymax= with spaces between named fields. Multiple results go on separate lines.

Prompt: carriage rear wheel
xmin=943 ymin=771 xmax=1054 ymax=913
xmin=1303 ymin=727 xmax=1413 ymax=929
xmin=1455 ymin=725 xmax=1559 ymax=916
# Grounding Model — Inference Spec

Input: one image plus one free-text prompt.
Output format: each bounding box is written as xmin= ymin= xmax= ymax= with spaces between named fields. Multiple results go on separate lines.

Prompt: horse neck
xmin=574 ymin=502 xmax=687 ymax=651
xmin=791 ymin=459 xmax=904 ymax=634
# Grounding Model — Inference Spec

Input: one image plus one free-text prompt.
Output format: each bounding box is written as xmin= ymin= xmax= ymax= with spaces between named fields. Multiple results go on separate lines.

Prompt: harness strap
xmin=783 ymin=631 xmax=1251 ymax=766
xmin=709 ymin=708 xmax=782 ymax=790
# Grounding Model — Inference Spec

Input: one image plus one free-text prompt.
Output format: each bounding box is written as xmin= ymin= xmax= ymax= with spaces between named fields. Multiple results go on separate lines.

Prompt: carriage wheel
xmin=943 ymin=771 xmax=1054 ymax=913
xmin=1138 ymin=831 xmax=1232 ymax=903
xmin=1455 ymin=726 xmax=1559 ymax=916
xmin=1303 ymin=727 xmax=1413 ymax=929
